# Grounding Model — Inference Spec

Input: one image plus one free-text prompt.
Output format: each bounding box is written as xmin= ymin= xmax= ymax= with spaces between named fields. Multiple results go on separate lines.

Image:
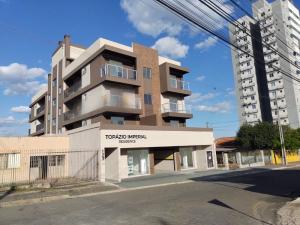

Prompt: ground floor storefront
xmin=78 ymin=124 xmax=218 ymax=182
xmin=104 ymin=146 xmax=216 ymax=181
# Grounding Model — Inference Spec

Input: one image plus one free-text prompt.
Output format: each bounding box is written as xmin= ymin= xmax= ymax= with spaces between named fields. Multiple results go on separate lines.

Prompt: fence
xmin=240 ymin=150 xmax=263 ymax=165
xmin=0 ymin=149 xmax=99 ymax=187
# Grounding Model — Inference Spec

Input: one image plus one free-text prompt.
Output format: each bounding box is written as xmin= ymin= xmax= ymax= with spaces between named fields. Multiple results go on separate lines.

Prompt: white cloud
xmin=120 ymin=0 xmax=183 ymax=37
xmin=196 ymin=75 xmax=206 ymax=81
xmin=11 ymin=106 xmax=31 ymax=113
xmin=0 ymin=116 xmax=27 ymax=127
xmin=186 ymin=92 xmax=218 ymax=103
xmin=226 ymin=87 xmax=235 ymax=96
xmin=195 ymin=37 xmax=218 ymax=51
xmin=195 ymin=101 xmax=231 ymax=113
xmin=3 ymin=81 xmax=47 ymax=96
xmin=0 ymin=63 xmax=47 ymax=96
xmin=121 ymin=0 xmax=234 ymax=37
xmin=152 ymin=37 xmax=189 ymax=59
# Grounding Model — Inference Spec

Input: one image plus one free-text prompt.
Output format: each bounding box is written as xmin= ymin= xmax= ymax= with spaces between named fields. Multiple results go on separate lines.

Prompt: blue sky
xmin=1 ymin=0 xmax=296 ymax=137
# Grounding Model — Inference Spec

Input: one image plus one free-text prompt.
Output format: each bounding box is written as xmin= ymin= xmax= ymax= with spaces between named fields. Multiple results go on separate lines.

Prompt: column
xmin=223 ymin=153 xmax=229 ymax=170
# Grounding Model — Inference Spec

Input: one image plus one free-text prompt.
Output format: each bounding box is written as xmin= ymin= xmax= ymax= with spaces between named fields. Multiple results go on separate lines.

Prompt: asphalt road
xmin=0 ymin=167 xmax=299 ymax=225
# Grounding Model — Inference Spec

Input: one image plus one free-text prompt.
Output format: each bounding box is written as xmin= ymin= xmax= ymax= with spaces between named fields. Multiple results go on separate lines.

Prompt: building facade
xmin=28 ymin=35 xmax=217 ymax=181
xmin=230 ymin=0 xmax=300 ymax=128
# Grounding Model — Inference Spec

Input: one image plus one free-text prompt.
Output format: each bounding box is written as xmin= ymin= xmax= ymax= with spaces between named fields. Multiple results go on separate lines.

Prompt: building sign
xmin=105 ymin=134 xmax=147 ymax=144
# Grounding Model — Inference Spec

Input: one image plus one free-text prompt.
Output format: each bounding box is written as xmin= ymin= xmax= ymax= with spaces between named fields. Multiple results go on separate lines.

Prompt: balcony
xmin=261 ymin=27 xmax=276 ymax=37
xmin=161 ymin=103 xmax=192 ymax=119
xmin=36 ymin=105 xmax=45 ymax=115
xmin=29 ymin=123 xmax=45 ymax=136
xmin=242 ymin=89 xmax=256 ymax=97
xmin=29 ymin=105 xmax=45 ymax=122
xmin=64 ymin=81 xmax=82 ymax=98
xmin=63 ymin=94 xmax=142 ymax=124
xmin=240 ymin=72 xmax=254 ymax=80
xmin=243 ymin=108 xmax=258 ymax=115
xmin=243 ymin=98 xmax=257 ymax=105
xmin=241 ymin=81 xmax=255 ymax=88
xmin=160 ymin=77 xmax=191 ymax=96
xmin=268 ymin=82 xmax=284 ymax=90
xmin=36 ymin=123 xmax=44 ymax=132
xmin=100 ymin=64 xmax=140 ymax=86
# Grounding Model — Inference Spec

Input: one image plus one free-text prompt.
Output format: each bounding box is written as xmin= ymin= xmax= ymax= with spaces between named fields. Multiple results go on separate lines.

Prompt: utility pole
xmin=206 ymin=122 xmax=209 ymax=128
xmin=275 ymin=91 xmax=287 ymax=165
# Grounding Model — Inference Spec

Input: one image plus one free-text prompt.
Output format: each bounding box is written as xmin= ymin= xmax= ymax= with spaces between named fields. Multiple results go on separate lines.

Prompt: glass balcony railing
xmin=101 ymin=94 xmax=141 ymax=109
xmin=161 ymin=102 xmax=191 ymax=114
xmin=100 ymin=64 xmax=137 ymax=81
xmin=36 ymin=105 xmax=45 ymax=115
xmin=169 ymin=78 xmax=190 ymax=91
xmin=64 ymin=81 xmax=82 ymax=98
xmin=64 ymin=108 xmax=81 ymax=121
xmin=64 ymin=94 xmax=141 ymax=121
xmin=36 ymin=123 xmax=44 ymax=132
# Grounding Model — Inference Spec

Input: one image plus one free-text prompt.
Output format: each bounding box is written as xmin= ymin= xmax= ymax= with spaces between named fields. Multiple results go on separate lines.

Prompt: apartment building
xmin=29 ymin=86 xmax=48 ymax=136
xmin=29 ymin=35 xmax=217 ymax=181
xmin=230 ymin=0 xmax=300 ymax=128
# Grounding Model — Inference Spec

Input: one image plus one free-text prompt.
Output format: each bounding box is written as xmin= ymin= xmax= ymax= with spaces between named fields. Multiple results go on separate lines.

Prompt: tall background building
xmin=230 ymin=0 xmax=300 ymax=128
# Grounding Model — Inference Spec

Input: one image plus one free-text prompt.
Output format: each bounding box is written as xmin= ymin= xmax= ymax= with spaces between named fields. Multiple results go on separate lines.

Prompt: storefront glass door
xmin=180 ymin=148 xmax=193 ymax=169
xmin=127 ymin=149 xmax=149 ymax=176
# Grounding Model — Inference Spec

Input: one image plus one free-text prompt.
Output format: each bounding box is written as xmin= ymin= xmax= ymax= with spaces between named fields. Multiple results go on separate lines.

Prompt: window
xmin=52 ymin=98 xmax=56 ymax=106
xmin=0 ymin=153 xmax=20 ymax=169
xmin=82 ymin=120 xmax=87 ymax=126
xmin=143 ymin=67 xmax=152 ymax=79
xmin=170 ymin=120 xmax=180 ymax=128
xmin=30 ymin=156 xmax=39 ymax=168
xmin=49 ymin=155 xmax=65 ymax=167
xmin=111 ymin=117 xmax=124 ymax=125
xmin=52 ymin=79 xmax=56 ymax=88
xmin=59 ymin=87 xmax=62 ymax=95
xmin=144 ymin=94 xmax=152 ymax=105
xmin=49 ymin=156 xmax=56 ymax=166
xmin=58 ymin=107 xmax=62 ymax=116
xmin=52 ymin=118 xmax=56 ymax=126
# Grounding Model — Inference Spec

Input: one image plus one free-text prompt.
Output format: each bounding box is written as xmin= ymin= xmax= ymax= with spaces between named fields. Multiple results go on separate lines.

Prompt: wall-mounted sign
xmin=105 ymin=134 xmax=147 ymax=143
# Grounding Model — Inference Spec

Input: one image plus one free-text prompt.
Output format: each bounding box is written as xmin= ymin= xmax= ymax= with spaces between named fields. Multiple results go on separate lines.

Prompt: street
xmin=0 ymin=167 xmax=299 ymax=225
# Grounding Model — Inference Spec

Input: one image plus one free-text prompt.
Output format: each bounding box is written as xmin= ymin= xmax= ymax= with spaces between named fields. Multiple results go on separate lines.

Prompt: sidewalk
xmin=277 ymin=198 xmax=300 ymax=225
xmin=0 ymin=181 xmax=119 ymax=208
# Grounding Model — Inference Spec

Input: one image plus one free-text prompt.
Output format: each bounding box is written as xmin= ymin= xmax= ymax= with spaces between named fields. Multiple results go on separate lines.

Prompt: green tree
xmin=237 ymin=122 xmax=277 ymax=150
xmin=237 ymin=122 xmax=300 ymax=151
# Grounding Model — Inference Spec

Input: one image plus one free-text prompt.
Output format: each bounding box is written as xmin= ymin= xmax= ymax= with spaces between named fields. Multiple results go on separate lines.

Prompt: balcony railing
xmin=64 ymin=94 xmax=141 ymax=121
xmin=161 ymin=103 xmax=191 ymax=114
xmin=169 ymin=78 xmax=190 ymax=91
xmin=101 ymin=94 xmax=141 ymax=109
xmin=36 ymin=105 xmax=45 ymax=115
xmin=64 ymin=108 xmax=81 ymax=121
xmin=36 ymin=123 xmax=44 ymax=132
xmin=64 ymin=81 xmax=82 ymax=98
xmin=100 ymin=64 xmax=137 ymax=81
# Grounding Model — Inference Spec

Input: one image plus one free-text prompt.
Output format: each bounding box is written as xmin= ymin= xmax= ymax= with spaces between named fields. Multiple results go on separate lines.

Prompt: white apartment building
xmin=230 ymin=0 xmax=300 ymax=128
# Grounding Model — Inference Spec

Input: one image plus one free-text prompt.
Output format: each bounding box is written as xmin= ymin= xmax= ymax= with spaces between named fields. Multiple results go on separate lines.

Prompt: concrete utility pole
xmin=275 ymin=91 xmax=287 ymax=165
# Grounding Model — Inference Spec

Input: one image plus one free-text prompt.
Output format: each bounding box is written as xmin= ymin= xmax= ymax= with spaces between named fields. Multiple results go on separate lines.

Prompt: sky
xmin=1 ymin=0 xmax=298 ymax=137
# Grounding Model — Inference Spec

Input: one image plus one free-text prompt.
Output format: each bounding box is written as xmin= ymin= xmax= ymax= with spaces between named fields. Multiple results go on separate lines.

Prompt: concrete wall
xmin=0 ymin=136 xmax=69 ymax=185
